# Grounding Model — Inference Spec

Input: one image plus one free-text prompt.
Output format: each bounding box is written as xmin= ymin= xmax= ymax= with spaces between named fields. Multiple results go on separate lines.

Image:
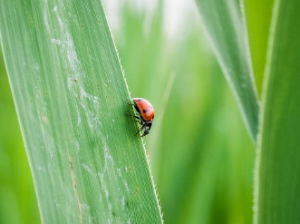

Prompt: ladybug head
xmin=141 ymin=122 xmax=152 ymax=137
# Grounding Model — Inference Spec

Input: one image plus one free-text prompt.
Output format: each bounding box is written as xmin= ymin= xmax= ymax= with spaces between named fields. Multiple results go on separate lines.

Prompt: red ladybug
xmin=126 ymin=98 xmax=155 ymax=137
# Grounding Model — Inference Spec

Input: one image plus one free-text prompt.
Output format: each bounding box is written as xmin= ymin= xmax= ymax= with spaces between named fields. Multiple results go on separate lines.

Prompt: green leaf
xmin=194 ymin=0 xmax=259 ymax=142
xmin=243 ymin=0 xmax=274 ymax=97
xmin=255 ymin=1 xmax=300 ymax=223
xmin=0 ymin=46 xmax=40 ymax=223
xmin=0 ymin=0 xmax=162 ymax=223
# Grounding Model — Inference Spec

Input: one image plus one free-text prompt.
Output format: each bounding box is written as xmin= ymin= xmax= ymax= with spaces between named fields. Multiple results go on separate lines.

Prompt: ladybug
xmin=126 ymin=98 xmax=155 ymax=137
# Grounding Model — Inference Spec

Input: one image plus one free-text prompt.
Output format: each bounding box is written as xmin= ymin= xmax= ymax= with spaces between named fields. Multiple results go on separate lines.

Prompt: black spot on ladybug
xmin=137 ymin=99 xmax=143 ymax=102
xmin=143 ymin=109 xmax=147 ymax=113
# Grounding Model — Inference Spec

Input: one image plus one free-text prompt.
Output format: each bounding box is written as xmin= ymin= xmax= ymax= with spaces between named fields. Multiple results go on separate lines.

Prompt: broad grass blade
xmin=0 ymin=0 xmax=162 ymax=223
xmin=255 ymin=1 xmax=300 ymax=223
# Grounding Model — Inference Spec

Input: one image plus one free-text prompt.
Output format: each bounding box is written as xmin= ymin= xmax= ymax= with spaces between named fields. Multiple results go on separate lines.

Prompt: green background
xmin=0 ymin=1 xmax=255 ymax=224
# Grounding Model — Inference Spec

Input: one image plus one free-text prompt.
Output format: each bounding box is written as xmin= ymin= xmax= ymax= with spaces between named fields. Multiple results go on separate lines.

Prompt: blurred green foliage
xmin=0 ymin=1 xmax=254 ymax=224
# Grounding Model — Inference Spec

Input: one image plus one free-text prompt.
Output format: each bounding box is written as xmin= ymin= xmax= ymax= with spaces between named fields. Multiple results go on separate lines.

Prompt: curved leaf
xmin=194 ymin=0 xmax=259 ymax=142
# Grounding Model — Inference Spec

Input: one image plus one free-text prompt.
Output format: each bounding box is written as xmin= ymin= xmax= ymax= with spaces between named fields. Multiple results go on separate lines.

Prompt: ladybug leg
xmin=125 ymin=113 xmax=141 ymax=120
xmin=134 ymin=129 xmax=140 ymax=136
xmin=134 ymin=124 xmax=145 ymax=136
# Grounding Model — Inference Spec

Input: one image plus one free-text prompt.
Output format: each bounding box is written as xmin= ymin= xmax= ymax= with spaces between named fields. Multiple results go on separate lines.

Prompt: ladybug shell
xmin=133 ymin=98 xmax=154 ymax=122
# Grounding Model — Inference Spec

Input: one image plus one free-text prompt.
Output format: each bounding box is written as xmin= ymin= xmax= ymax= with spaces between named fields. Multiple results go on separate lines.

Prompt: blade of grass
xmin=0 ymin=48 xmax=40 ymax=223
xmin=194 ymin=0 xmax=259 ymax=142
xmin=0 ymin=0 xmax=162 ymax=223
xmin=255 ymin=0 xmax=300 ymax=223
xmin=242 ymin=0 xmax=274 ymax=97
